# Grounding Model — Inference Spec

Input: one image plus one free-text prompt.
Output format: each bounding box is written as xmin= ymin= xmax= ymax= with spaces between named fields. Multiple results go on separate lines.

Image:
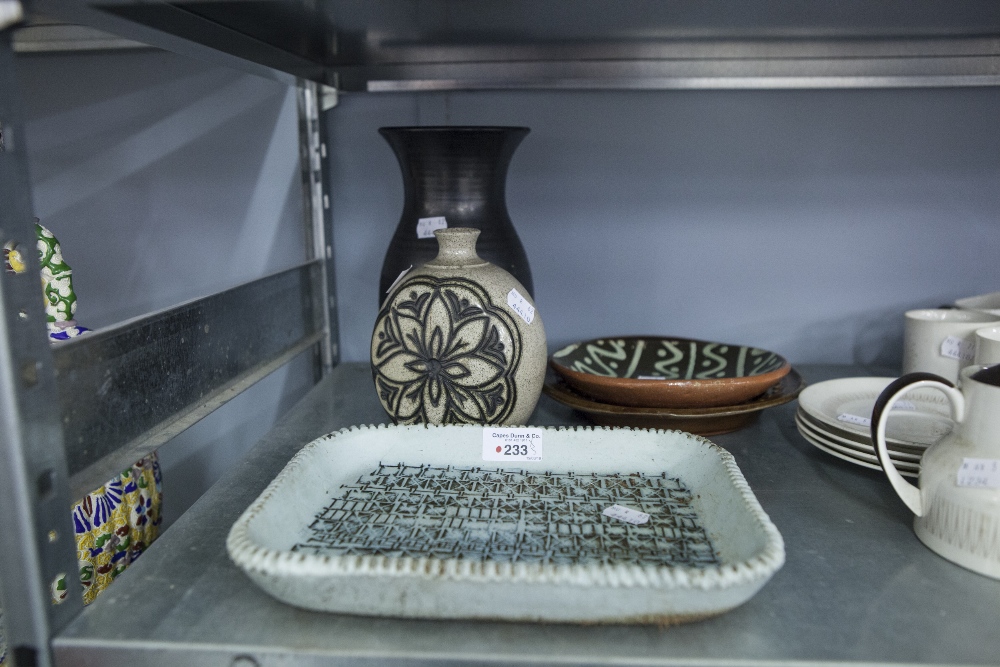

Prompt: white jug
xmin=872 ymin=365 xmax=1000 ymax=579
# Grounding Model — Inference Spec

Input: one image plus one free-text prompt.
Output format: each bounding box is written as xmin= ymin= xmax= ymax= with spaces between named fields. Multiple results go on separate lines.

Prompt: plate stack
xmin=544 ymin=336 xmax=802 ymax=435
xmin=795 ymin=377 xmax=955 ymax=477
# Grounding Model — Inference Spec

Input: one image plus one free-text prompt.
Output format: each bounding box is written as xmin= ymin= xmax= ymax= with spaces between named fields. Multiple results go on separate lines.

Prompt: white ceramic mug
xmin=974 ymin=326 xmax=1000 ymax=366
xmin=903 ymin=309 xmax=1000 ymax=383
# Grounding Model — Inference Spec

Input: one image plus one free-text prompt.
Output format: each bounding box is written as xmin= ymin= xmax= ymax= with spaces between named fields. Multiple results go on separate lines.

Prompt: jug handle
xmin=871 ymin=373 xmax=964 ymax=517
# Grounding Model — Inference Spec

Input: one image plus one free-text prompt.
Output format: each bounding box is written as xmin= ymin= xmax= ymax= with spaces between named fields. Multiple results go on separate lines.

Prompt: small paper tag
xmin=941 ymin=335 xmax=976 ymax=362
xmin=837 ymin=401 xmax=917 ymax=427
xmin=386 ymin=265 xmax=412 ymax=294
xmin=603 ymin=504 xmax=650 ymax=525
xmin=637 ymin=375 xmax=667 ymax=381
xmin=482 ymin=427 xmax=542 ymax=461
xmin=957 ymin=458 xmax=1000 ymax=488
xmin=506 ymin=288 xmax=535 ymax=324
xmin=416 ymin=216 xmax=447 ymax=239
xmin=837 ymin=413 xmax=871 ymax=427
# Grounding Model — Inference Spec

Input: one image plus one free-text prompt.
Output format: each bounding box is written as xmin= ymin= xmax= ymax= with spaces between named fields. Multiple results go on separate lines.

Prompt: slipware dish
xmin=795 ymin=407 xmax=925 ymax=458
xmin=227 ymin=424 xmax=785 ymax=624
xmin=797 ymin=377 xmax=953 ymax=447
xmin=550 ymin=336 xmax=791 ymax=409
xmin=542 ymin=368 xmax=803 ymax=436
xmin=795 ymin=410 xmax=922 ymax=465
xmin=795 ymin=414 xmax=919 ymax=479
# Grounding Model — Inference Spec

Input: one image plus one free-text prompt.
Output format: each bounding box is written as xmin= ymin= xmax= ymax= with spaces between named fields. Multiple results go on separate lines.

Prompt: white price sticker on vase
xmin=957 ymin=458 xmax=1000 ymax=489
xmin=416 ymin=216 xmax=448 ymax=239
xmin=602 ymin=504 xmax=650 ymax=525
xmin=941 ymin=335 xmax=976 ymax=363
xmin=482 ymin=427 xmax=542 ymax=461
xmin=506 ymin=288 xmax=534 ymax=324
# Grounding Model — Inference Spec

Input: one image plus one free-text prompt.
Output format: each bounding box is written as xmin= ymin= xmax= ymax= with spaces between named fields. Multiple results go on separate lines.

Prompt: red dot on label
xmin=495 ymin=446 xmax=502 ymax=453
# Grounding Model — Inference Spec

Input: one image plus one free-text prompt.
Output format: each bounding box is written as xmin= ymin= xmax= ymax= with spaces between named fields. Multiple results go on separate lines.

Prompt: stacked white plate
xmin=795 ymin=377 xmax=955 ymax=478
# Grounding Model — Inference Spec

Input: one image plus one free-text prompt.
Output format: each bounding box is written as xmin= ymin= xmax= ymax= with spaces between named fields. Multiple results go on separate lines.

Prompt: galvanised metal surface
xmin=297 ymin=80 xmax=338 ymax=375
xmin=358 ymin=51 xmax=1000 ymax=92
xmin=11 ymin=20 xmax=149 ymax=51
xmin=53 ymin=363 xmax=1000 ymax=666
xmin=16 ymin=0 xmax=1000 ymax=90
xmin=26 ymin=0 xmax=307 ymax=85
xmin=0 ymin=32 xmax=83 ymax=667
xmin=55 ymin=260 xmax=326 ymax=498
xmin=92 ymin=0 xmax=332 ymax=82
xmin=347 ymin=33 xmax=1000 ymax=91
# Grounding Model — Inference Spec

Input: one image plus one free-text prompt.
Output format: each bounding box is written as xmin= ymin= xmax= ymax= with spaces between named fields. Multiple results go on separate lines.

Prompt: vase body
xmin=378 ymin=126 xmax=533 ymax=303
xmin=371 ymin=228 xmax=546 ymax=425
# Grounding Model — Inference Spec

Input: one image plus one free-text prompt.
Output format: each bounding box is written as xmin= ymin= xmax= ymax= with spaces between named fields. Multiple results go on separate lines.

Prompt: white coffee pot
xmin=872 ymin=365 xmax=1000 ymax=579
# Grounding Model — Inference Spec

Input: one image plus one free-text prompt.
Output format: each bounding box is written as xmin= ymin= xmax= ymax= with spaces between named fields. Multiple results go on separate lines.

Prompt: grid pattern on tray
xmin=291 ymin=463 xmax=719 ymax=567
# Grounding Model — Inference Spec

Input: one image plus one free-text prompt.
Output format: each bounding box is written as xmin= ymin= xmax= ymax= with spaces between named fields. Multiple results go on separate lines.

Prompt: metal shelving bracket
xmin=0 ymin=31 xmax=84 ymax=667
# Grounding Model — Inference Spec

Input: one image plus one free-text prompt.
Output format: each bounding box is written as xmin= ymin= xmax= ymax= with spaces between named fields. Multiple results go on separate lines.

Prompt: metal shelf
xmin=4 ymin=3 xmax=1000 ymax=664
xmin=0 ymin=31 xmax=337 ymax=665
xmin=10 ymin=18 xmax=148 ymax=51
xmin=55 ymin=260 xmax=327 ymax=499
xmin=52 ymin=363 xmax=1000 ymax=666
xmin=17 ymin=0 xmax=1000 ymax=90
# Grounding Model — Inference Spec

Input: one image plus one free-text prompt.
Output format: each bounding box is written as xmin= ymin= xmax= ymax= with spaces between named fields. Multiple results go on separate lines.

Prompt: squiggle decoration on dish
xmin=559 ymin=339 xmax=784 ymax=380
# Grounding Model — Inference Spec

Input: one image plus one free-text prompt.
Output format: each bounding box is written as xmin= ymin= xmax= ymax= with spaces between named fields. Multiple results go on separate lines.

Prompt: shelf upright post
xmin=297 ymin=79 xmax=339 ymax=376
xmin=0 ymin=30 xmax=84 ymax=667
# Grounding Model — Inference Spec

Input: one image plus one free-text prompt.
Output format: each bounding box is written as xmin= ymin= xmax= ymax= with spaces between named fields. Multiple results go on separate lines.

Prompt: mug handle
xmin=870 ymin=372 xmax=964 ymax=517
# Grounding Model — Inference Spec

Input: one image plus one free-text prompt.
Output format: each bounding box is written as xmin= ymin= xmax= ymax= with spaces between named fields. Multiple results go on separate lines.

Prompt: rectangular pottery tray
xmin=226 ymin=424 xmax=784 ymax=624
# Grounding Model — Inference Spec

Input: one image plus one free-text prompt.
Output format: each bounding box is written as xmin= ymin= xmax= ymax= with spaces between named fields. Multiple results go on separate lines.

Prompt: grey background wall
xmin=11 ymin=47 xmax=1000 ymax=524
xmin=330 ymin=89 xmax=1000 ymax=369
xmin=15 ymin=49 xmax=314 ymax=528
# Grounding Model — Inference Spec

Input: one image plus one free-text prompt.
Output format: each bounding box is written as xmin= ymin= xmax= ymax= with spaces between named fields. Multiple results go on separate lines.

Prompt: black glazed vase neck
xmin=380 ymin=126 xmax=528 ymax=223
xmin=378 ymin=126 xmax=534 ymax=302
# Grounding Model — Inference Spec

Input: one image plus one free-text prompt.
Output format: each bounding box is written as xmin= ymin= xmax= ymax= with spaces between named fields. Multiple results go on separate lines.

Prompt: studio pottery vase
xmin=377 ymin=126 xmax=534 ymax=302
xmin=371 ymin=228 xmax=546 ymax=425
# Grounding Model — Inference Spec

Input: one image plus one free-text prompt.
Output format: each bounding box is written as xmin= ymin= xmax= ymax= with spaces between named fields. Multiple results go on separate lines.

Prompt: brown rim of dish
xmin=543 ymin=368 xmax=804 ymax=418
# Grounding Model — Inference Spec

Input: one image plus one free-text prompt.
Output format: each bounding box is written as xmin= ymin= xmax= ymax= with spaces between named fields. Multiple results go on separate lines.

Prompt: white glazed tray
xmin=227 ymin=424 xmax=784 ymax=624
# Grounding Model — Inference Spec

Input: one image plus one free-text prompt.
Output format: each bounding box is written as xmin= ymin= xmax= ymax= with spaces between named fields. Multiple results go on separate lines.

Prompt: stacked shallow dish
xmin=795 ymin=377 xmax=955 ymax=477
xmin=544 ymin=336 xmax=802 ymax=435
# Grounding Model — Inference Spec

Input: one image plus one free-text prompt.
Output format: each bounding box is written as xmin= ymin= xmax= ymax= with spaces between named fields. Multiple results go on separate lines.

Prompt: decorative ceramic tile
xmin=72 ymin=455 xmax=163 ymax=604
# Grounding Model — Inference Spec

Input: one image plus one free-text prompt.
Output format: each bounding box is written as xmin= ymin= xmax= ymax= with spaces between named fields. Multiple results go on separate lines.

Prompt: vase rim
xmin=379 ymin=126 xmax=529 ymax=134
